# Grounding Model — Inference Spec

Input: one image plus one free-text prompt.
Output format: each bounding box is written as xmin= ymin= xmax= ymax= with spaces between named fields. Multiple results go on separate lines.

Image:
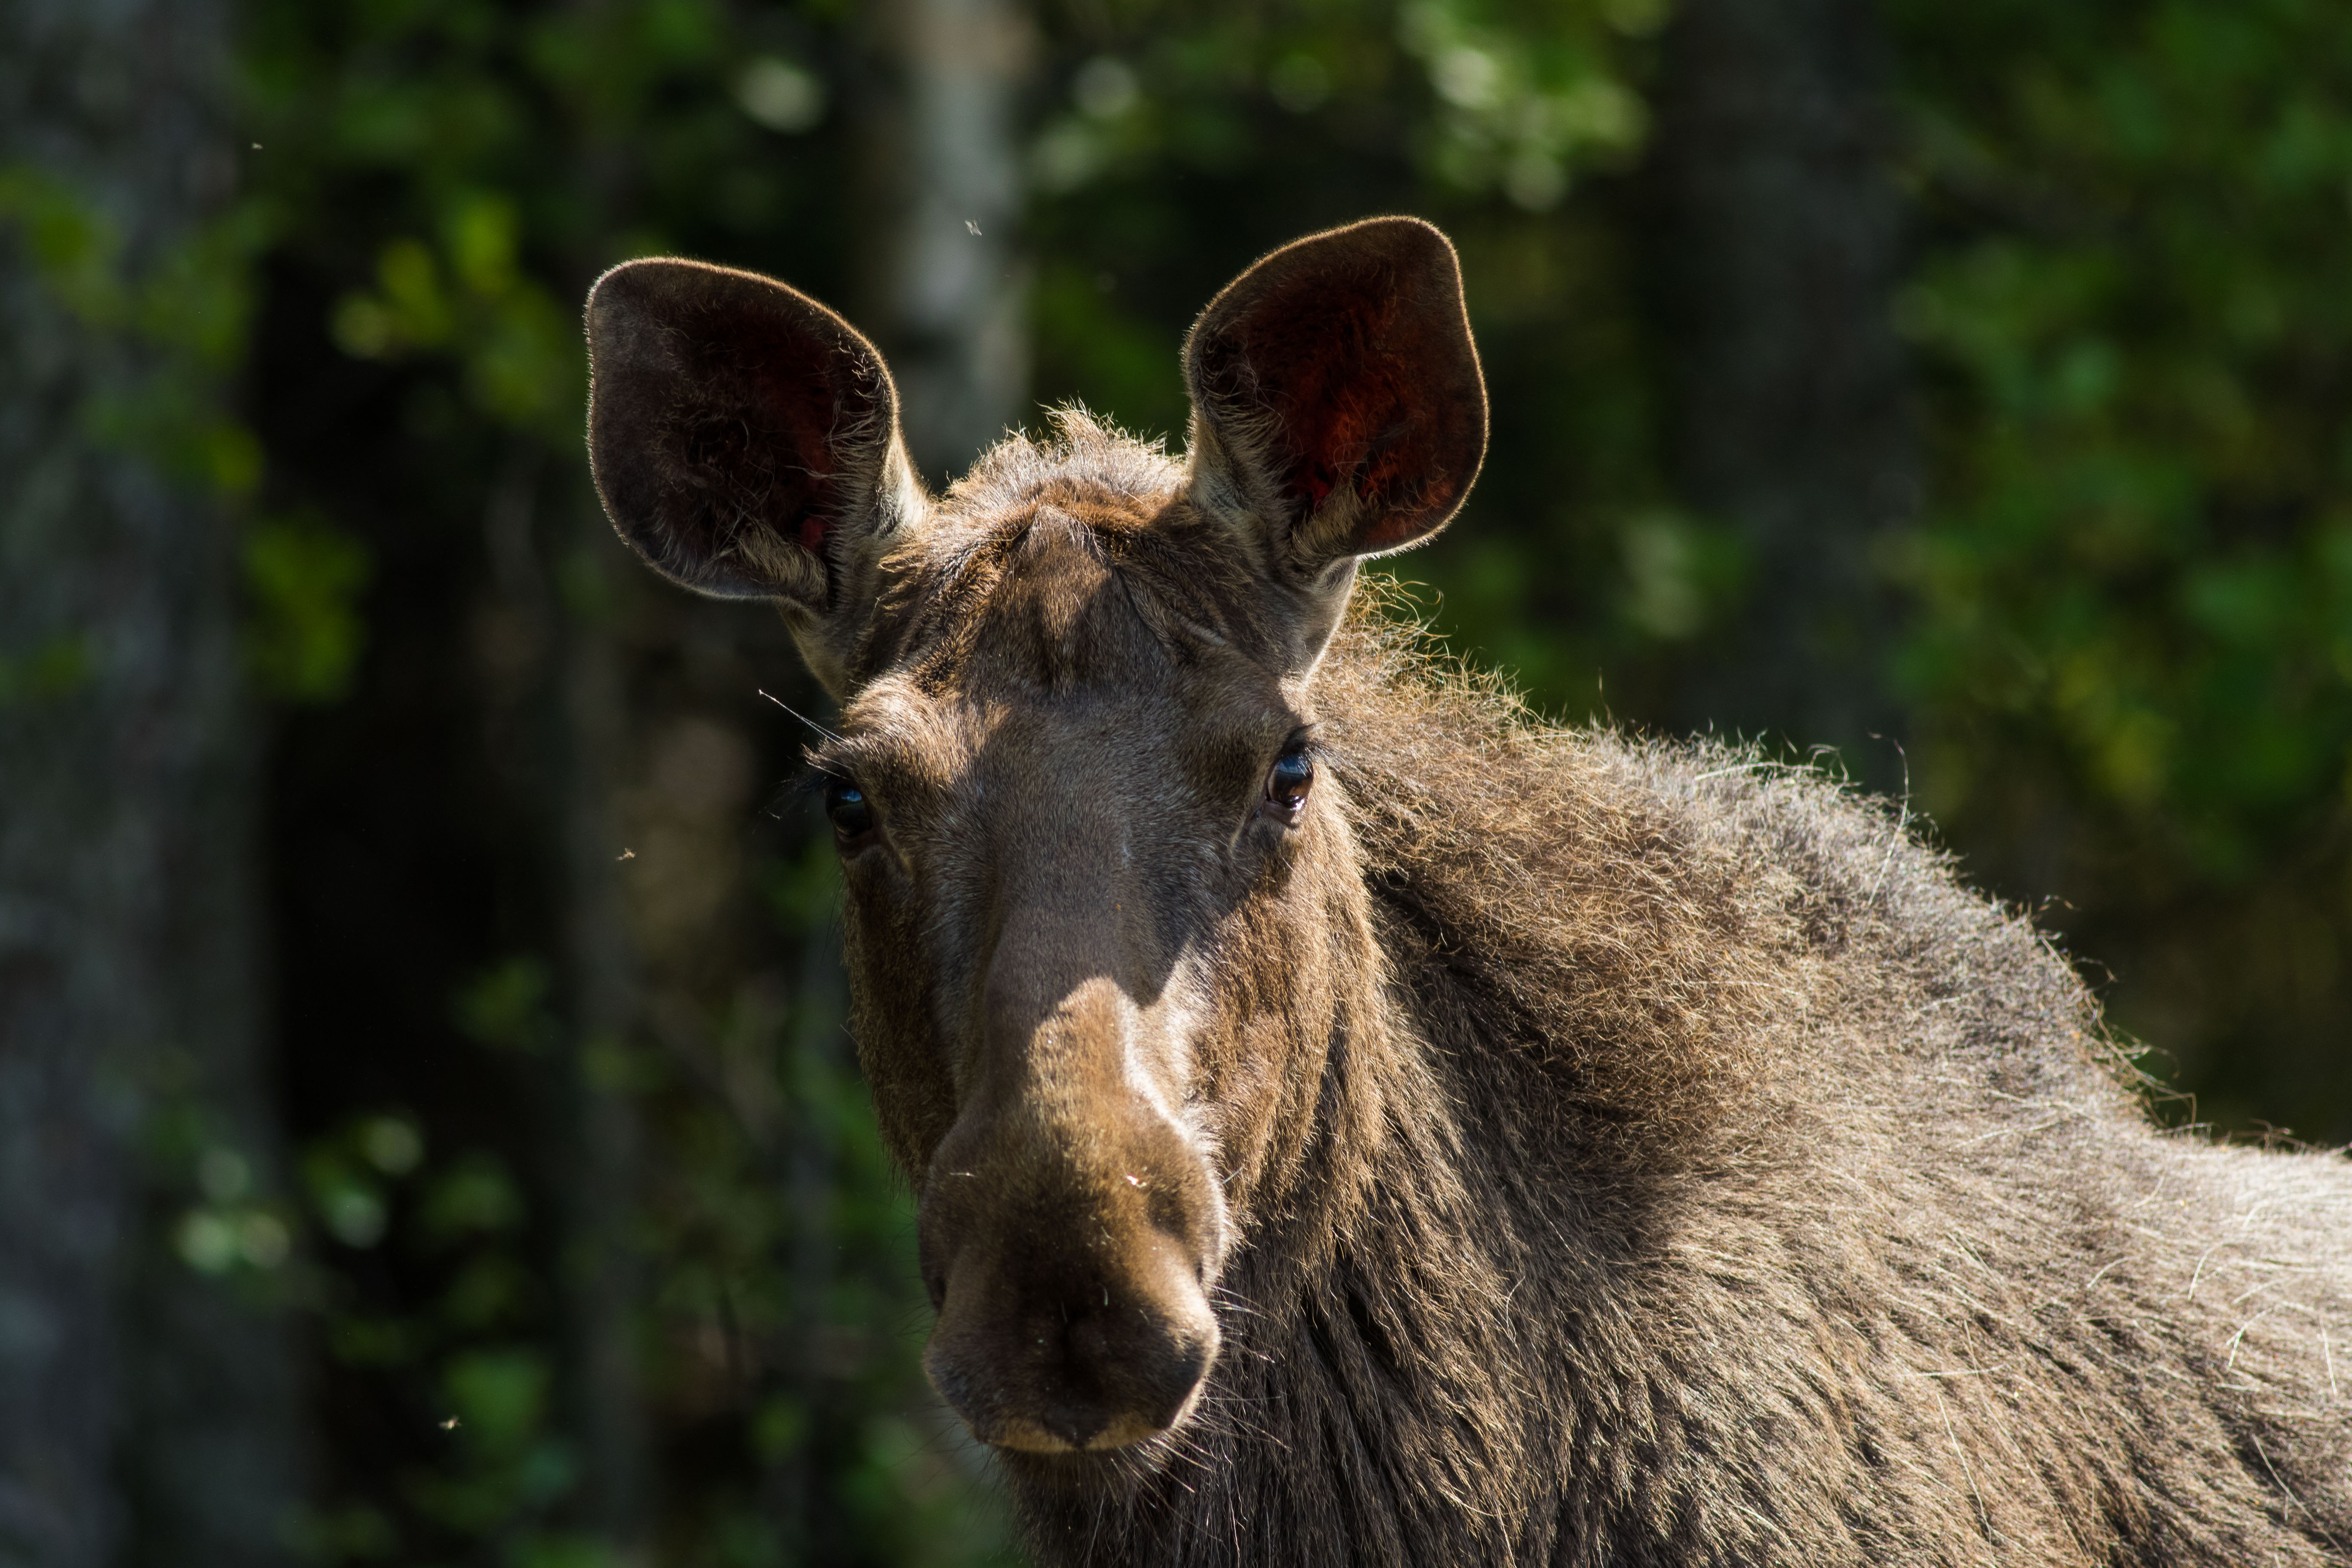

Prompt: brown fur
xmin=585 ymin=222 xmax=2352 ymax=1565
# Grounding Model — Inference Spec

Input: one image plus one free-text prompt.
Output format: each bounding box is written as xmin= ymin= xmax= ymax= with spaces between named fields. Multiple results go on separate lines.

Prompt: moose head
xmin=585 ymin=218 xmax=1485 ymax=1458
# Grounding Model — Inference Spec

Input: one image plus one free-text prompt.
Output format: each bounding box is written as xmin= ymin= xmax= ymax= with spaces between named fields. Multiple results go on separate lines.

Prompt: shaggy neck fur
xmin=999 ymin=603 xmax=2352 ymax=1568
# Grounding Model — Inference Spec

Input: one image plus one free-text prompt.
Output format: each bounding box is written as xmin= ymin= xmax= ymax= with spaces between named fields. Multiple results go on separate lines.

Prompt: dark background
xmin=4 ymin=0 xmax=2349 ymax=1562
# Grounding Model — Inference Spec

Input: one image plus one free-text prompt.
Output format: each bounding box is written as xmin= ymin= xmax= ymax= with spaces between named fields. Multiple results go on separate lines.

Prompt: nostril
xmin=925 ymin=1257 xmax=1221 ymax=1452
xmin=1065 ymin=1308 xmax=1213 ymax=1432
xmin=925 ymin=1271 xmax=947 ymax=1311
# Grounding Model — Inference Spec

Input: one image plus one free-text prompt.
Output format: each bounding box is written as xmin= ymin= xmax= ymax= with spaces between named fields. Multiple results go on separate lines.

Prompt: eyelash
xmin=796 ymin=732 xmax=1322 ymax=836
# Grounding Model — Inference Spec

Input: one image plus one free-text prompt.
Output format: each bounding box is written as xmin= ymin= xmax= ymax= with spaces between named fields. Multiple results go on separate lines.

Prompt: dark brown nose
xmin=918 ymin=972 xmax=1222 ymax=1452
xmin=920 ymin=1185 xmax=1219 ymax=1452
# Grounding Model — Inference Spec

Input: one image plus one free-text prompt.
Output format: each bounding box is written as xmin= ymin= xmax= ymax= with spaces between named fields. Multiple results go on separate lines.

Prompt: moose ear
xmin=1182 ymin=217 xmax=1486 ymax=581
xmin=585 ymin=257 xmax=922 ymax=638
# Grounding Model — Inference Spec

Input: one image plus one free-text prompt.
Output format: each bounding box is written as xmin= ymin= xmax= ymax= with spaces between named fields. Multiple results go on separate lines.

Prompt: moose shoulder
xmin=585 ymin=219 xmax=2352 ymax=1566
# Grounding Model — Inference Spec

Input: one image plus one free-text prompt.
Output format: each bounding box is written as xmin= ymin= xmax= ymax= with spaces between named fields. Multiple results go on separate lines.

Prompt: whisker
xmin=758 ymin=686 xmax=842 ymax=743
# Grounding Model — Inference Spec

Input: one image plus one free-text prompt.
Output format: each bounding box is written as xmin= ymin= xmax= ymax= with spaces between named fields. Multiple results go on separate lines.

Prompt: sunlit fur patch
xmin=852 ymin=411 xmax=1300 ymax=697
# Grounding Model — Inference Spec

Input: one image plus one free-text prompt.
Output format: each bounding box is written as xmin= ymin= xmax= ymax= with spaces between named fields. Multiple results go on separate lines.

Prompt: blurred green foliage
xmin=0 ymin=162 xmax=266 ymax=492
xmin=1889 ymin=0 xmax=2352 ymax=1134
xmin=245 ymin=513 xmax=373 ymax=703
xmin=0 ymin=633 xmax=95 ymax=708
xmin=1896 ymin=0 xmax=2352 ymax=855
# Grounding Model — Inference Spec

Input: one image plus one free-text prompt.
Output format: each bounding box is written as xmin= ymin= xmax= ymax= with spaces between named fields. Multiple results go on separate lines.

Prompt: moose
xmin=584 ymin=218 xmax=2352 ymax=1565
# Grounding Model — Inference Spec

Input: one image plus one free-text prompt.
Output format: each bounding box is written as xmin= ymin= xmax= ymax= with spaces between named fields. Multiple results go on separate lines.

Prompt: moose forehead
xmin=866 ymin=466 xmax=1295 ymax=691
xmin=825 ymin=474 xmax=1310 ymax=790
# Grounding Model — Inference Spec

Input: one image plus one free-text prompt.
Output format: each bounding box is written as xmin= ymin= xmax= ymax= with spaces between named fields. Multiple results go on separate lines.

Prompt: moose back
xmin=584 ymin=218 xmax=2352 ymax=1565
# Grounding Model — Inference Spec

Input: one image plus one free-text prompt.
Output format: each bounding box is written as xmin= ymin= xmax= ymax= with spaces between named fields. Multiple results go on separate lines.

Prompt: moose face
xmin=809 ymin=496 xmax=1329 ymax=1455
xmin=585 ymin=218 xmax=1485 ymax=1458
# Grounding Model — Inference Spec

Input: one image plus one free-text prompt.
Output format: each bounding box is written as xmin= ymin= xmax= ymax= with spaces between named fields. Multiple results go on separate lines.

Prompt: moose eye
xmin=824 ymin=777 xmax=876 ymax=842
xmin=1265 ymin=746 xmax=1314 ymax=824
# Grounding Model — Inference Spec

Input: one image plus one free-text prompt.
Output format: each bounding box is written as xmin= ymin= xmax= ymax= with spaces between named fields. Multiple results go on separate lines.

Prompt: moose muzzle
xmin=918 ymin=965 xmax=1224 ymax=1454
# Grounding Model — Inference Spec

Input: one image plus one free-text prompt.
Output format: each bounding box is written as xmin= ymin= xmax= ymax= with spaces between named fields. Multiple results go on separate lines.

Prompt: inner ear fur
xmin=1182 ymin=216 xmax=1488 ymax=576
xmin=586 ymin=257 xmax=917 ymax=610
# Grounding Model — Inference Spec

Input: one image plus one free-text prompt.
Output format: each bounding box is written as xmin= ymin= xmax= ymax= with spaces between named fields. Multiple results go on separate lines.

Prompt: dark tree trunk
xmin=470 ymin=445 xmax=655 ymax=1551
xmin=551 ymin=496 xmax=654 ymax=1550
xmin=0 ymin=1 xmax=300 ymax=1563
xmin=1648 ymin=0 xmax=1917 ymax=769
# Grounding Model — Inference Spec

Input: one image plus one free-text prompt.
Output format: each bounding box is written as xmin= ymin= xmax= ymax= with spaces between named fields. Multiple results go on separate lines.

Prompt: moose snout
xmin=921 ymin=1191 xmax=1221 ymax=1454
xmin=916 ymin=1010 xmax=1224 ymax=1452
